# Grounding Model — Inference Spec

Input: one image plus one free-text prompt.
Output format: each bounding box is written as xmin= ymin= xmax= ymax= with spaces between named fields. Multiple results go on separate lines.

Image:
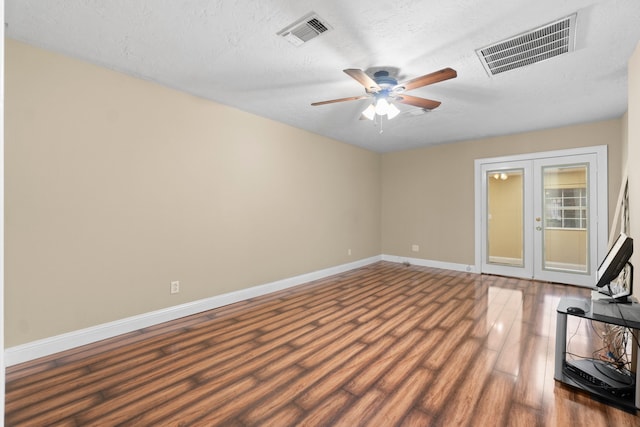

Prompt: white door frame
xmin=480 ymin=160 xmax=534 ymax=279
xmin=474 ymin=146 xmax=608 ymax=286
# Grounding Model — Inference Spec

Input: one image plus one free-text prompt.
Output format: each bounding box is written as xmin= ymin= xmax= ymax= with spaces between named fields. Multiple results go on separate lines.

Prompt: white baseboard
xmin=5 ymin=255 xmax=382 ymax=366
xmin=382 ymin=254 xmax=478 ymax=274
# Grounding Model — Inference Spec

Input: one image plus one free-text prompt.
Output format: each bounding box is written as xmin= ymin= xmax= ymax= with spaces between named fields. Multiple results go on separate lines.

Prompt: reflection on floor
xmin=5 ymin=261 xmax=639 ymax=426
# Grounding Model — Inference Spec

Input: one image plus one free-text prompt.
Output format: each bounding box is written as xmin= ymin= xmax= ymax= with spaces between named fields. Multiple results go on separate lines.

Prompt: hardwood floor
xmin=5 ymin=261 xmax=640 ymax=426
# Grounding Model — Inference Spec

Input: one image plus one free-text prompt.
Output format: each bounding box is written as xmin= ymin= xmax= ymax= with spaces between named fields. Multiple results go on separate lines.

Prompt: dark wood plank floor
xmin=5 ymin=261 xmax=640 ymax=426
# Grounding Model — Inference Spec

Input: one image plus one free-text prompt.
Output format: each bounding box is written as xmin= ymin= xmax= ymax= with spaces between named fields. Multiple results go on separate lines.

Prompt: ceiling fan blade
xmin=343 ymin=69 xmax=381 ymax=93
xmin=394 ymin=94 xmax=441 ymax=110
xmin=398 ymin=67 xmax=457 ymax=91
xmin=311 ymin=95 xmax=369 ymax=106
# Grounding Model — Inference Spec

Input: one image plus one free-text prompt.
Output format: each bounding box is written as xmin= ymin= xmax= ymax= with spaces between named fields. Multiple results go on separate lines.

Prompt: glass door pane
xmin=487 ymin=169 xmax=524 ymax=267
xmin=541 ymin=164 xmax=588 ymax=273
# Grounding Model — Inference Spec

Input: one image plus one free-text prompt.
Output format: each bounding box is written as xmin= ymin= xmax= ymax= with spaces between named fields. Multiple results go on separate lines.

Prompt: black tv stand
xmin=564 ymin=359 xmax=635 ymax=404
xmin=555 ymin=295 xmax=640 ymax=411
xmin=606 ymin=296 xmax=633 ymax=304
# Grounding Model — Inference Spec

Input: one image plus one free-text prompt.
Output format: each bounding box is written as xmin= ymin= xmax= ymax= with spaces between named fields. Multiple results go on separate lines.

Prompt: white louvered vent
xmin=277 ymin=12 xmax=332 ymax=46
xmin=477 ymin=14 xmax=577 ymax=76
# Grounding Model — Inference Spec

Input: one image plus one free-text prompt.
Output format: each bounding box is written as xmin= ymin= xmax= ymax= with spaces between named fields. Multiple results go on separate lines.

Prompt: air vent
xmin=277 ymin=12 xmax=332 ymax=46
xmin=477 ymin=14 xmax=577 ymax=76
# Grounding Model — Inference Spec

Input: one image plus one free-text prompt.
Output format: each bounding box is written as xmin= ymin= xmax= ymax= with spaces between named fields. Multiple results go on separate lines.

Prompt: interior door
xmin=477 ymin=148 xmax=606 ymax=287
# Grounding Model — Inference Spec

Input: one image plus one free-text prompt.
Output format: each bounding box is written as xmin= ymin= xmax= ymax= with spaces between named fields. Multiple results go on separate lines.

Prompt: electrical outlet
xmin=348 ymin=249 xmax=352 ymax=256
xmin=170 ymin=280 xmax=180 ymax=294
xmin=411 ymin=244 xmax=420 ymax=252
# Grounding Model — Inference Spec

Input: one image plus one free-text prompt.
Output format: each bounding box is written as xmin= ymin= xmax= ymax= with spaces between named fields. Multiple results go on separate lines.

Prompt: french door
xmin=476 ymin=147 xmax=607 ymax=287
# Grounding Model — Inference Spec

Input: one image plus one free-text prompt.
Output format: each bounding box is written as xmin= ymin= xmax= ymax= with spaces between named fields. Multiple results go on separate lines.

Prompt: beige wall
xmin=5 ymin=40 xmax=381 ymax=346
xmin=628 ymin=42 xmax=640 ymax=299
xmin=381 ymin=119 xmax=623 ymax=264
xmin=621 ymin=112 xmax=628 ymax=180
xmin=5 ymin=37 xmax=630 ymax=348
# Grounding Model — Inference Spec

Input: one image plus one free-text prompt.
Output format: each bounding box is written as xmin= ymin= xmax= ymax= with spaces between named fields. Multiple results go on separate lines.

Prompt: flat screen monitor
xmin=595 ymin=232 xmax=633 ymax=300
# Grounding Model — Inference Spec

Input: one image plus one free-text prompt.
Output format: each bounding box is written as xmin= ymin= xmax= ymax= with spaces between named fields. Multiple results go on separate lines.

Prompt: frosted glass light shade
xmin=375 ymin=98 xmax=390 ymax=115
xmin=362 ymin=104 xmax=376 ymax=120
xmin=387 ymin=103 xmax=400 ymax=119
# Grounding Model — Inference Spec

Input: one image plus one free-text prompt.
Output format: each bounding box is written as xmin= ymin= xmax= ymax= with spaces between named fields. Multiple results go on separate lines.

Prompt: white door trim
xmin=480 ymin=160 xmax=534 ymax=279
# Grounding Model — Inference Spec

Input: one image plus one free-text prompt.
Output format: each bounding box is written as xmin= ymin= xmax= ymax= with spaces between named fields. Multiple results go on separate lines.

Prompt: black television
xmin=595 ymin=232 xmax=633 ymax=302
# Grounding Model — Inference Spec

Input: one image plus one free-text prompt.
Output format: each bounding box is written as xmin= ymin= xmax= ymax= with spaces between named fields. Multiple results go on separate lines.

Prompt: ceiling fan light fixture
xmin=362 ymin=104 xmax=376 ymax=120
xmin=387 ymin=103 xmax=400 ymax=120
xmin=363 ymin=99 xmax=399 ymax=120
xmin=375 ymin=98 xmax=390 ymax=115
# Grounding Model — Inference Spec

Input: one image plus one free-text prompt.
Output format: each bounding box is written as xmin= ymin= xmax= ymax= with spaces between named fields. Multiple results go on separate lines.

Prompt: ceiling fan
xmin=311 ymin=67 xmax=457 ymax=120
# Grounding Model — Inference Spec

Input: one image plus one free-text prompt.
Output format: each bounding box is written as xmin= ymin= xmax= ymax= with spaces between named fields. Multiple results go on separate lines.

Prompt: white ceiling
xmin=6 ymin=0 xmax=640 ymax=152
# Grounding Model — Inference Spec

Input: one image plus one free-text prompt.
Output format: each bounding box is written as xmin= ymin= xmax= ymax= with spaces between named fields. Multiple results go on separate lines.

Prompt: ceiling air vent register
xmin=477 ymin=14 xmax=577 ymax=76
xmin=277 ymin=12 xmax=332 ymax=46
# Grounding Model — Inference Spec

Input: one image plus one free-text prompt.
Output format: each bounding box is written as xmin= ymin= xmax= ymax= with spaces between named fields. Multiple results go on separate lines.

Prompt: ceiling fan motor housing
xmin=373 ymin=70 xmax=398 ymax=100
xmin=373 ymin=70 xmax=398 ymax=88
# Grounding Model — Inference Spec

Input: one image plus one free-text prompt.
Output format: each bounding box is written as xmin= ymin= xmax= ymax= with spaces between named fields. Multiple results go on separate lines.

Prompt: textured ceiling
xmin=5 ymin=0 xmax=640 ymax=152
